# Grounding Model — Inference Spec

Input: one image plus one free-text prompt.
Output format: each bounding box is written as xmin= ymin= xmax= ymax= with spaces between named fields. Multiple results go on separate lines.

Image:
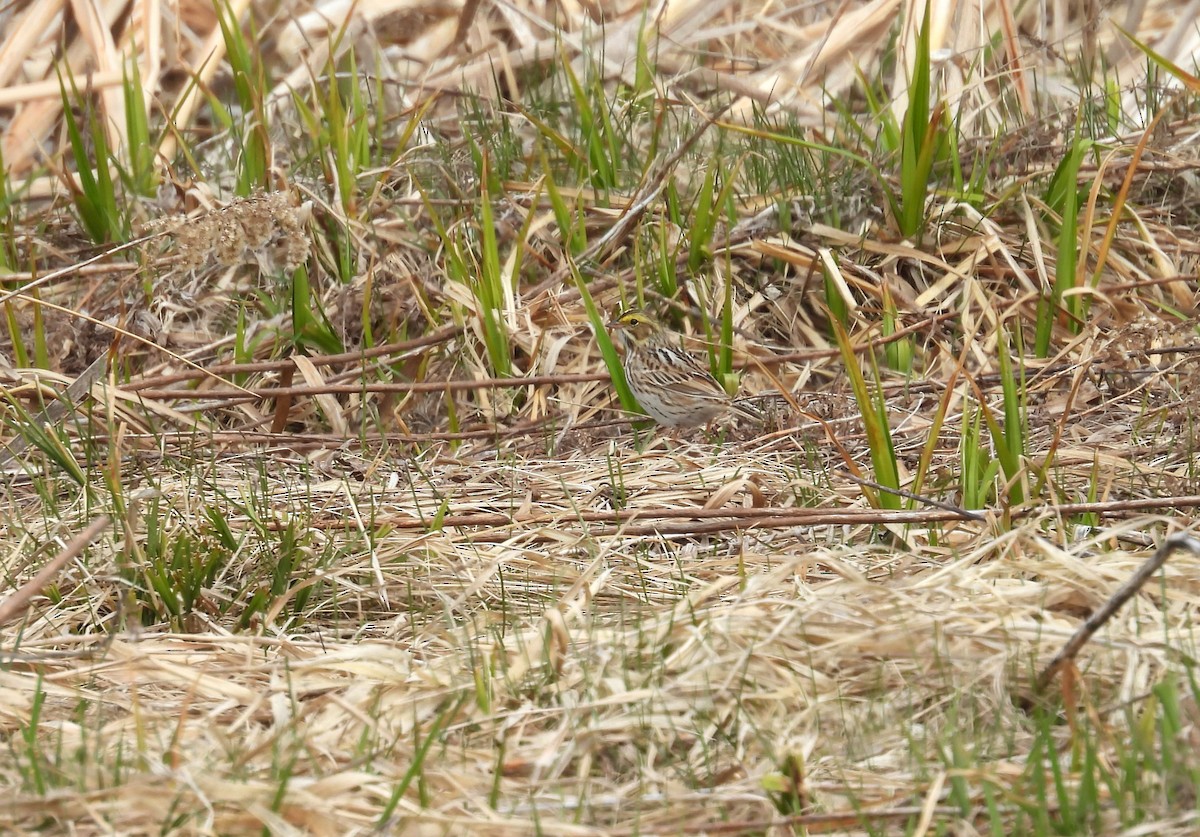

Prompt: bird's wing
xmin=646 ymin=346 xmax=730 ymax=403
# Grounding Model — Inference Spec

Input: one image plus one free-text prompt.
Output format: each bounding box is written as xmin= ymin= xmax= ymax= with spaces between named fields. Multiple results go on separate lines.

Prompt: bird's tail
xmin=731 ymin=393 xmax=791 ymax=424
xmin=730 ymin=397 xmax=766 ymax=422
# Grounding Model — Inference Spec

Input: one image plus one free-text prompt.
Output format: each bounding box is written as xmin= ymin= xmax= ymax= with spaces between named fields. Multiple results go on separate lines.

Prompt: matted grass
xmin=3 ymin=0 xmax=1200 ymax=834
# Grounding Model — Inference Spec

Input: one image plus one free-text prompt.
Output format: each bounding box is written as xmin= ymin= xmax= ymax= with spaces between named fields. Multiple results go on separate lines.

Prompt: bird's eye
xmin=628 ymin=316 xmax=640 ymax=325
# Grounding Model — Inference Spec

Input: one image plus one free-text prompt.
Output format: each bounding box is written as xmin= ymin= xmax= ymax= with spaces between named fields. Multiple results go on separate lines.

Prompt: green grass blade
xmin=832 ymin=317 xmax=901 ymax=509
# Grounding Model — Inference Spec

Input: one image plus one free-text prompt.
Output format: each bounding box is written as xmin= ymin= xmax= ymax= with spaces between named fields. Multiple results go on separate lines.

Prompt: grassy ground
xmin=3 ymin=0 xmax=1200 ymax=834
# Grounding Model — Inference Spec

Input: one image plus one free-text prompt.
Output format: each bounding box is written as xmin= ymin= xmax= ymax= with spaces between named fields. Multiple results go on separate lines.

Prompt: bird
xmin=606 ymin=308 xmax=762 ymax=428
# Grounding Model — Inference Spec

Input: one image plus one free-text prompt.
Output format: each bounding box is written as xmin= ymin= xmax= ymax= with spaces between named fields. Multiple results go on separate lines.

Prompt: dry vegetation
xmin=3 ymin=0 xmax=1200 ymax=834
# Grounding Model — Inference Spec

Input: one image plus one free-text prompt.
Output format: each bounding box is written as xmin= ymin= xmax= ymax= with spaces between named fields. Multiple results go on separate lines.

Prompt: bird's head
xmin=607 ymin=308 xmax=666 ymax=351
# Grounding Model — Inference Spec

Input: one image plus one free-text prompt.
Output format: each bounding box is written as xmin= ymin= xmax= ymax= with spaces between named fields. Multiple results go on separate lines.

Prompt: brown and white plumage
xmin=606 ymin=309 xmax=761 ymax=428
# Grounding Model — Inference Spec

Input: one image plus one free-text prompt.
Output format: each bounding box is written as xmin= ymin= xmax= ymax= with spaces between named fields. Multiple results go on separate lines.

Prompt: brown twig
xmin=0 ymin=236 xmax=157 ymax=307
xmin=280 ymin=496 xmax=1200 ymax=543
xmin=843 ymin=473 xmax=986 ymax=521
xmin=621 ymin=806 xmax=1010 ymax=836
xmin=0 ymin=516 xmax=112 ymax=626
xmin=1035 ymin=533 xmax=1200 ymax=694
xmin=0 ymin=353 xmax=109 ymax=467
xmin=1021 ymin=496 xmax=1200 ymax=517
xmin=123 ymin=313 xmax=950 ymax=403
xmin=111 ymin=417 xmax=574 ymax=447
xmin=289 ymin=506 xmax=973 ymax=533
xmin=128 ymin=324 xmax=465 ymax=390
xmin=129 ymin=373 xmax=611 ymax=402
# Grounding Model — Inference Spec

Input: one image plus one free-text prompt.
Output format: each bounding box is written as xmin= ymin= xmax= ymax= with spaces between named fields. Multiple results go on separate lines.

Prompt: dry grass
xmin=3 ymin=0 xmax=1200 ymax=834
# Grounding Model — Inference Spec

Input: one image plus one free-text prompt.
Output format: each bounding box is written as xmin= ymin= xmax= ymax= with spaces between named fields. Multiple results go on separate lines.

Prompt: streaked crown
xmin=607 ymin=308 xmax=668 ymax=349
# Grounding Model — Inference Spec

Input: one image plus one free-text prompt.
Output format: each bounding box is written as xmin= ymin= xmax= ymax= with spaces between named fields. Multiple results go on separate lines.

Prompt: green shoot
xmin=833 ymin=318 xmax=901 ymax=509
xmin=1035 ymin=131 xmax=1091 ymax=356
xmin=215 ymin=0 xmax=271 ymax=193
xmin=58 ymin=68 xmax=126 ymax=243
